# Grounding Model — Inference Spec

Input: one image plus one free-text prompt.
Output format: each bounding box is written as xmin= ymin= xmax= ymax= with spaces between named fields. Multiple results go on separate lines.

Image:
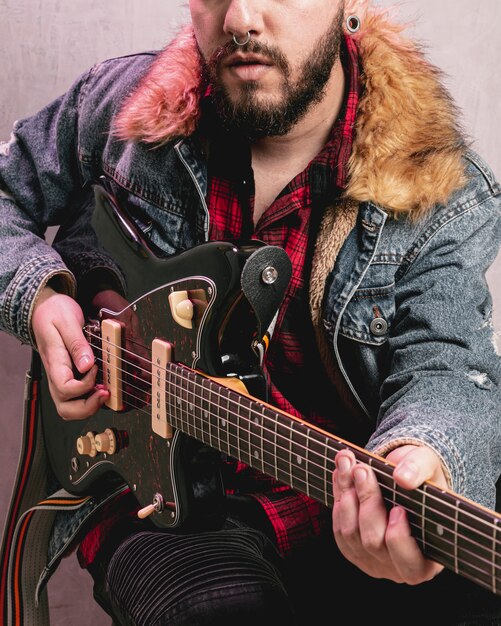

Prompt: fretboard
xmin=165 ymin=361 xmax=501 ymax=596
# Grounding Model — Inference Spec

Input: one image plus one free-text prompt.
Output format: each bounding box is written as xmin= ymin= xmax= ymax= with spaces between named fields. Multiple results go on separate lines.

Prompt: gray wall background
xmin=1 ymin=1 xmax=500 ymax=624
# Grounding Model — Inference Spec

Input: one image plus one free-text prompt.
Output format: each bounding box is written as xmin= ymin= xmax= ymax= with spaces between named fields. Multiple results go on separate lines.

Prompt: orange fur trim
xmin=114 ymin=9 xmax=467 ymax=216
xmin=345 ymin=9 xmax=467 ymax=217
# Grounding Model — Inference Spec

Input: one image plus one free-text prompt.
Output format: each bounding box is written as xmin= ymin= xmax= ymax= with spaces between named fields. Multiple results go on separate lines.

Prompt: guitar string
xmin=172 ymin=366 xmax=501 ymax=568
xmin=85 ymin=335 xmax=501 ymax=546
xmin=90 ymin=373 xmax=501 ymax=588
xmin=84 ymin=345 xmax=501 ymax=583
xmin=89 ymin=384 xmax=501 ymax=591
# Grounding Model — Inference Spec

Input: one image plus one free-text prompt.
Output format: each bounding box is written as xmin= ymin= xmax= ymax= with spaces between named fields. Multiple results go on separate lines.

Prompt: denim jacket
xmin=0 ymin=13 xmax=500 ymax=596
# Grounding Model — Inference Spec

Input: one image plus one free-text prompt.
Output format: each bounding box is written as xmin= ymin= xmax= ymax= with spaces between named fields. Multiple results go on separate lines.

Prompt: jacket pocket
xmin=339 ymin=280 xmax=395 ymax=346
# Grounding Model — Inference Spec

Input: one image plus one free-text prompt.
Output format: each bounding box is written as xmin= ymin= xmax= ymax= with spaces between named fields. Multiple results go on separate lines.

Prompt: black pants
xmin=86 ymin=514 xmax=501 ymax=626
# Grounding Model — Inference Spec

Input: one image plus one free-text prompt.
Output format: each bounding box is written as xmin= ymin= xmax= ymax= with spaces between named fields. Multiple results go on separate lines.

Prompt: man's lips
xmin=224 ymin=52 xmax=273 ymax=68
xmin=222 ymin=53 xmax=274 ymax=80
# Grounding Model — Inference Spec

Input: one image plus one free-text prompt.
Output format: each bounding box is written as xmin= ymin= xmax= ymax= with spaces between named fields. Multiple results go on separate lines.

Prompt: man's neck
xmin=251 ymin=60 xmax=345 ymax=224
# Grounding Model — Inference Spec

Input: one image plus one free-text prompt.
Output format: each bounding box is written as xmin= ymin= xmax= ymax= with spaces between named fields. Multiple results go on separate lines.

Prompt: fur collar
xmin=114 ymin=10 xmax=467 ymax=217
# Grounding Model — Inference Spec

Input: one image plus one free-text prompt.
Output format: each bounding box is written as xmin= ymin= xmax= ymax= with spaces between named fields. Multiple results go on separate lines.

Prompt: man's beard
xmin=201 ymin=7 xmax=345 ymax=139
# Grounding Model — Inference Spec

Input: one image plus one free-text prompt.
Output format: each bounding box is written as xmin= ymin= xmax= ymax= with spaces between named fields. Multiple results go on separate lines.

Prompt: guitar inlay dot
xmin=189 ymin=403 xmax=194 ymax=412
xmin=254 ymin=450 xmax=260 ymax=460
xmin=437 ymin=525 xmax=445 ymax=536
xmin=203 ymin=411 xmax=208 ymax=418
xmin=296 ymin=456 xmax=303 ymax=465
xmin=220 ymin=419 xmax=226 ymax=428
xmin=254 ymin=417 xmax=260 ymax=425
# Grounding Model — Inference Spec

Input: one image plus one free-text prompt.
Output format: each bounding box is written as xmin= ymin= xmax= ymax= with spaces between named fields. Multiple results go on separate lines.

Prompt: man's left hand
xmin=332 ymin=445 xmax=447 ymax=584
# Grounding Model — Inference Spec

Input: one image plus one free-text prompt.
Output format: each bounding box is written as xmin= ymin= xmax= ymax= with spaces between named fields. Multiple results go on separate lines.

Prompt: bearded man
xmin=1 ymin=1 xmax=500 ymax=624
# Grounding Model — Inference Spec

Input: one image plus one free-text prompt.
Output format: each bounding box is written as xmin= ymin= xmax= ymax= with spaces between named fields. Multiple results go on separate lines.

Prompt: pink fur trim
xmin=114 ymin=9 xmax=466 ymax=215
xmin=113 ymin=25 xmax=203 ymax=145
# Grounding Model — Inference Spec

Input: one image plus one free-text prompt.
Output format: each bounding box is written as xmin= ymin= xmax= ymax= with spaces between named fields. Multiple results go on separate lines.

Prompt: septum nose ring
xmin=233 ymin=31 xmax=251 ymax=46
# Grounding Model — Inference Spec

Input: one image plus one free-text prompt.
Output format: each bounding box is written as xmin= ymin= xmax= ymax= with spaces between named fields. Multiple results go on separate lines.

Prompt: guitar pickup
xmin=151 ymin=339 xmax=174 ymax=439
xmin=101 ymin=318 xmax=124 ymax=411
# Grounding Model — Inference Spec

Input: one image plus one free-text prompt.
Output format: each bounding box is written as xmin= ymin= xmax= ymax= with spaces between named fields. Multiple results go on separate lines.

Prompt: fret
xmin=325 ymin=437 xmax=339 ymax=507
xmin=414 ymin=487 xmax=456 ymax=569
xmin=188 ymin=369 xmax=203 ymax=443
xmin=453 ymin=493 xmax=460 ymax=575
xmin=196 ymin=375 xmax=205 ymax=442
xmin=247 ymin=398 xmax=265 ymax=474
xmin=303 ymin=436 xmax=329 ymax=506
xmin=214 ymin=382 xmax=230 ymax=458
xmin=180 ymin=370 xmax=190 ymax=433
xmin=494 ymin=518 xmax=500 ymax=596
xmin=287 ymin=419 xmax=293 ymax=488
xmin=391 ymin=479 xmax=408 ymax=511
xmin=274 ymin=417 xmax=293 ymax=484
xmin=372 ymin=463 xmax=395 ymax=508
xmin=260 ymin=406 xmax=266 ymax=474
xmin=180 ymin=369 xmax=193 ymax=439
xmin=264 ymin=414 xmax=277 ymax=478
xmin=223 ymin=388 xmax=242 ymax=462
xmin=289 ymin=421 xmax=308 ymax=495
xmin=420 ymin=484 xmax=433 ymax=560
xmin=305 ymin=427 xmax=312 ymax=498
xmin=200 ymin=379 xmax=216 ymax=450
xmin=323 ymin=437 xmax=333 ymax=507
xmin=235 ymin=393 xmax=251 ymax=466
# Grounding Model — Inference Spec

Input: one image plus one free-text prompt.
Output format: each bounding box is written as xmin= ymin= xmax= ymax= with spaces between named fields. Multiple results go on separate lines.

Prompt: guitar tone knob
xmin=95 ymin=428 xmax=117 ymax=454
xmin=76 ymin=432 xmax=97 ymax=457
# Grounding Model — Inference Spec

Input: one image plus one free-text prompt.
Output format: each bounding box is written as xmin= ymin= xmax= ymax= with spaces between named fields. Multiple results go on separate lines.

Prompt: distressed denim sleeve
xmin=366 ymin=190 xmax=501 ymax=509
xmin=0 ymin=67 xmax=121 ymax=346
xmin=0 ymin=74 xmax=91 ymax=345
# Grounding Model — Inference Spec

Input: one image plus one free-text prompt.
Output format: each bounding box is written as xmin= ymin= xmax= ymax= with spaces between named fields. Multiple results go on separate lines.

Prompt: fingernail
xmin=336 ymin=455 xmax=352 ymax=473
xmin=389 ymin=506 xmax=404 ymax=525
xmin=79 ymin=354 xmax=92 ymax=367
xmin=354 ymin=466 xmax=367 ymax=486
xmin=396 ymin=463 xmax=417 ymax=483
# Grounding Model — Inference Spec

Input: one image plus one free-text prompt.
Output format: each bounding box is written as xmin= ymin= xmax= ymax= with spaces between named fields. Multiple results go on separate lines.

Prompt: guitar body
xmin=38 ymin=185 xmax=501 ymax=596
xmin=40 ymin=184 xmax=292 ymax=530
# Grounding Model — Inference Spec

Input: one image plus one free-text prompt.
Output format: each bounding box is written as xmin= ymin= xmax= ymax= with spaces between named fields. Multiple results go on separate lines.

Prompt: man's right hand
xmin=32 ymin=286 xmax=109 ymax=419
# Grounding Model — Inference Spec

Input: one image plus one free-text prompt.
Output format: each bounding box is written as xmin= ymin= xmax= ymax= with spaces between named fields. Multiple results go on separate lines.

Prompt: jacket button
xmin=370 ymin=317 xmax=388 ymax=336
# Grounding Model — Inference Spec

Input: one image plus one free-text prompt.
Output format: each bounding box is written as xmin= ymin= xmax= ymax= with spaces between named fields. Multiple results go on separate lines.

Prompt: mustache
xmin=207 ymin=39 xmax=290 ymax=76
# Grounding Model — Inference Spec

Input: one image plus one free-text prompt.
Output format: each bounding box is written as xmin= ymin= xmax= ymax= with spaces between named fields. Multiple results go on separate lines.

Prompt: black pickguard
xmin=40 ymin=184 xmax=292 ymax=530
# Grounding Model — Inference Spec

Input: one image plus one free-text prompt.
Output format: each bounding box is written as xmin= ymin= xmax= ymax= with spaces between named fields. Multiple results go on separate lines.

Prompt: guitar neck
xmin=165 ymin=361 xmax=501 ymax=596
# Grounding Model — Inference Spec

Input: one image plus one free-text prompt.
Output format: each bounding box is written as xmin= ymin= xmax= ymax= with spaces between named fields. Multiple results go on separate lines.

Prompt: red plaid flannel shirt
xmin=207 ymin=35 xmax=360 ymax=556
xmin=78 ymin=35 xmax=359 ymax=568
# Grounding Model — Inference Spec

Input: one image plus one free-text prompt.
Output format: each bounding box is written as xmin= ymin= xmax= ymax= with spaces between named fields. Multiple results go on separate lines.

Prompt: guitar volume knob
xmin=95 ymin=428 xmax=117 ymax=454
xmin=77 ymin=431 xmax=97 ymax=457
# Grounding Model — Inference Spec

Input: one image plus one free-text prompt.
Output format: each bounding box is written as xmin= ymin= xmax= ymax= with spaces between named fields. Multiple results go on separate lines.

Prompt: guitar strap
xmin=0 ymin=352 xmax=127 ymax=626
xmin=240 ymin=244 xmax=292 ymax=348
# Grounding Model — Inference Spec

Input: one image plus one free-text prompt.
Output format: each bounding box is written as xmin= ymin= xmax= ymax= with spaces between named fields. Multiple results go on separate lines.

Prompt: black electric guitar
xmin=41 ymin=184 xmax=501 ymax=597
